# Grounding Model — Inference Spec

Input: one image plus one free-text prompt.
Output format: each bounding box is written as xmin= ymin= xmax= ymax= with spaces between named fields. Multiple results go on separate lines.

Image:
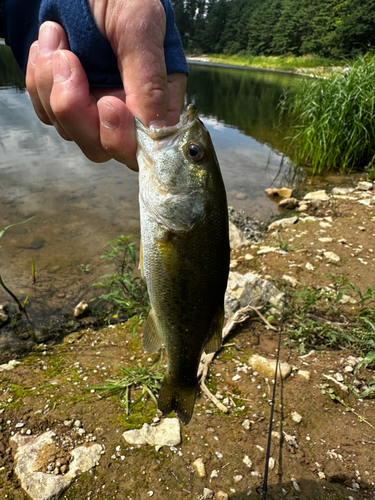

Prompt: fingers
xmin=106 ymin=0 xmax=169 ymax=126
xmin=26 ymin=22 xmax=70 ymax=137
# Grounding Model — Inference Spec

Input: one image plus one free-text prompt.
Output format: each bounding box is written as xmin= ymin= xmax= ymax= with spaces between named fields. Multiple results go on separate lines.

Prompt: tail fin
xmin=158 ymin=375 xmax=198 ymax=425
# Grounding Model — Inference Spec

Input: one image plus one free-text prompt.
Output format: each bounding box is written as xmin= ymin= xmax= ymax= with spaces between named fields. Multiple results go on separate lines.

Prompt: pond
xmin=0 ymin=44 xmax=301 ymax=323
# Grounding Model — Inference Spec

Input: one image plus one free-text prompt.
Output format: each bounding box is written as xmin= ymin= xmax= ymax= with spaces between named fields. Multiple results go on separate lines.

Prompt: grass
xmin=285 ymin=54 xmax=375 ymax=174
xmin=91 ymin=362 xmax=163 ymax=415
xmin=281 ymin=276 xmax=375 ymax=398
xmin=189 ymin=53 xmax=344 ymax=74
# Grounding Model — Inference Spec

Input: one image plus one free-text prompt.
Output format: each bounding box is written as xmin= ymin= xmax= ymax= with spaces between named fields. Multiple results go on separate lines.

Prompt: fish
xmin=135 ymin=104 xmax=230 ymax=425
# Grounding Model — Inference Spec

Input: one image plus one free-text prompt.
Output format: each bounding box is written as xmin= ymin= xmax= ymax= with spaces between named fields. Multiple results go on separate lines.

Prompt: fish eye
xmin=184 ymin=142 xmax=205 ymax=162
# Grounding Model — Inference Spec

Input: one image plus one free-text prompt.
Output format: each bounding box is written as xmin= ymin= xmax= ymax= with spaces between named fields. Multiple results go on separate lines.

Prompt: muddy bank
xmin=1 ymin=182 xmax=375 ymax=500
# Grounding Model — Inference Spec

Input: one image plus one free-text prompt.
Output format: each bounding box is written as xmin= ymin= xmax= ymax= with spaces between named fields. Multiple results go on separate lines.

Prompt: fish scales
xmin=136 ymin=105 xmax=229 ymax=424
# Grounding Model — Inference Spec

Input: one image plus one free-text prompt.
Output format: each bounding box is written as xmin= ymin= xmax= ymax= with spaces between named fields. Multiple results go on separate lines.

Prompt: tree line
xmin=172 ymin=0 xmax=375 ymax=58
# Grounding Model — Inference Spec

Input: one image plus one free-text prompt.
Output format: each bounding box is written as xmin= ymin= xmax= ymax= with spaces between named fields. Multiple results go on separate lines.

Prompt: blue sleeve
xmin=0 ymin=0 xmax=188 ymax=88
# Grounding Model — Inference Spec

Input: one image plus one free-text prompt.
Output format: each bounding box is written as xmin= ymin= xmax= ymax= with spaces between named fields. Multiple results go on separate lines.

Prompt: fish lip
xmin=135 ymin=104 xmax=199 ymax=139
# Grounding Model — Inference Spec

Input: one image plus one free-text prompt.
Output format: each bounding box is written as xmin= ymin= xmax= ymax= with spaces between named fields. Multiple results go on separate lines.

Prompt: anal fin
xmin=204 ymin=306 xmax=224 ymax=354
xmin=142 ymin=309 xmax=163 ymax=353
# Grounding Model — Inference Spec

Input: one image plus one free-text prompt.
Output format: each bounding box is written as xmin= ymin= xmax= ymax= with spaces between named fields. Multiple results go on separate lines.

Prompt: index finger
xmin=107 ymin=0 xmax=168 ymax=126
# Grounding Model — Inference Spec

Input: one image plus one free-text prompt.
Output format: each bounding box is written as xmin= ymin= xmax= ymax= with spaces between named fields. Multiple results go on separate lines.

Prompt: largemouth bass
xmin=136 ymin=105 xmax=230 ymax=425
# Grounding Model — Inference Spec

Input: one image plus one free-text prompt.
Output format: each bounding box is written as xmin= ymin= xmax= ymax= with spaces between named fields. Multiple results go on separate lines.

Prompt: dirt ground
xmin=1 ymin=186 xmax=375 ymax=500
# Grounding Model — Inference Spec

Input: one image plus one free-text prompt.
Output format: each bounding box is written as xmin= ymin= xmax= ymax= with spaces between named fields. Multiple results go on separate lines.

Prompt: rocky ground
xmin=1 ymin=181 xmax=375 ymax=500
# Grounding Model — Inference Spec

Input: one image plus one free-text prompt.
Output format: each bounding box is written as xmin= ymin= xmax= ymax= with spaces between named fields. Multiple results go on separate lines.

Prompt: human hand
xmin=25 ymin=0 xmax=187 ymax=171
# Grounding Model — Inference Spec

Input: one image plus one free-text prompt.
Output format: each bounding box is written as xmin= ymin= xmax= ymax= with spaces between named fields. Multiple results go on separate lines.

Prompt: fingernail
xmin=39 ymin=22 xmax=60 ymax=54
xmin=53 ymin=51 xmax=72 ymax=82
xmin=29 ymin=43 xmax=38 ymax=66
xmin=99 ymin=101 xmax=120 ymax=130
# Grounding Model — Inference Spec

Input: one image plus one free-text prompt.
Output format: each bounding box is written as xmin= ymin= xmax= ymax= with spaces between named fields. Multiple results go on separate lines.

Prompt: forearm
xmin=0 ymin=0 xmax=188 ymax=87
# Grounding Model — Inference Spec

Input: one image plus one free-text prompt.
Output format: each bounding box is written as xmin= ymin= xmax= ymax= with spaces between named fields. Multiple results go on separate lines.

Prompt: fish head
xmin=136 ymin=105 xmax=224 ymax=232
xmin=135 ymin=105 xmax=219 ymax=195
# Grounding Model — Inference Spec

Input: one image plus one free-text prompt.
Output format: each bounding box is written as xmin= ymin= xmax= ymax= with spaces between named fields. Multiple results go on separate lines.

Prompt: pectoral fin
xmin=142 ymin=309 xmax=163 ymax=353
xmin=204 ymin=306 xmax=224 ymax=354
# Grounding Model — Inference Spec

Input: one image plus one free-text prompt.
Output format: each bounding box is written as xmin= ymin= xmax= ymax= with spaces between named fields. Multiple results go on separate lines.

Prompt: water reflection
xmin=0 ymin=45 xmax=299 ymax=323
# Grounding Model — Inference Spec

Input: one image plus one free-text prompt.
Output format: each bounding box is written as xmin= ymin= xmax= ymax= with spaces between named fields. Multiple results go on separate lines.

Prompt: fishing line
xmin=256 ymin=311 xmax=284 ymax=500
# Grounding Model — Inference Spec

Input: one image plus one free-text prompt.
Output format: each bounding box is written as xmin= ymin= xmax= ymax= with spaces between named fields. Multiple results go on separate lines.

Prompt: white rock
xmin=251 ymin=471 xmax=262 ymax=477
xmin=243 ymin=455 xmax=252 ymax=468
xmin=282 ymin=275 xmax=298 ymax=287
xmin=332 ymin=187 xmax=354 ymax=195
xmin=291 ymin=411 xmax=302 ymax=423
xmin=192 ymin=457 xmax=206 ymax=478
xmin=334 ymin=372 xmax=344 ymax=382
xmin=305 ymin=262 xmax=315 ymax=270
xmin=229 ymin=222 xmax=248 ymax=249
xmin=291 ymin=478 xmax=301 ymax=492
xmin=214 ymin=492 xmax=229 ymax=500
xmin=122 ymin=418 xmax=181 ymax=447
xmin=0 ymin=360 xmax=21 ymax=372
xmin=257 ymin=246 xmax=277 ymax=255
xmin=297 ymin=203 xmax=308 ymax=212
xmin=297 ymin=370 xmax=311 ymax=381
xmin=303 ymin=190 xmax=329 ymax=201
xmin=248 ymin=354 xmax=292 ymax=381
xmin=265 ymin=187 xmax=293 ymax=198
xmin=202 ymin=488 xmax=214 ymax=499
xmin=225 ymin=271 xmax=284 ymax=318
xmin=233 ymin=475 xmax=243 ymax=483
xmin=242 ymin=419 xmax=251 ymax=431
xmin=11 ymin=431 xmax=102 ymax=500
xmin=318 ymin=237 xmax=333 ymax=243
xmin=268 ymin=457 xmax=275 ymax=470
xmin=339 ymin=294 xmax=356 ymax=304
xmin=344 ymin=365 xmax=354 ymax=373
xmin=73 ymin=301 xmax=90 ymax=319
xmin=356 ymin=181 xmax=373 ymax=191
xmin=267 ymin=216 xmax=298 ymax=232
xmin=210 ymin=469 xmax=219 ymax=478
xmin=324 ymin=251 xmax=340 ymax=263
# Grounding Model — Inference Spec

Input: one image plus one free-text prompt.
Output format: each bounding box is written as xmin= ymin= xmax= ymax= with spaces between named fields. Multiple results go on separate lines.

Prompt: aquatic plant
xmin=287 ymin=55 xmax=375 ymax=174
xmin=91 ymin=235 xmax=150 ymax=324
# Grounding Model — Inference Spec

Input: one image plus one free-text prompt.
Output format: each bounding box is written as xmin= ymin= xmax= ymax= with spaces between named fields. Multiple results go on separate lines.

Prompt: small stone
xmin=244 ymin=253 xmax=254 ymax=261
xmin=74 ymin=420 xmax=82 ymax=428
xmin=257 ymin=246 xmax=277 ymax=255
xmin=356 ymin=181 xmax=373 ymax=191
xmin=192 ymin=457 xmax=206 ymax=478
xmin=297 ymin=370 xmax=311 ymax=381
xmin=210 ymin=469 xmax=219 ymax=478
xmin=15 ymin=423 xmax=24 ymax=428
xmin=232 ymin=374 xmax=241 ymax=381
xmin=73 ymin=301 xmax=90 ymax=319
xmin=267 ymin=216 xmax=298 ymax=231
xmin=305 ymin=262 xmax=315 ymax=270
xmin=324 ymin=251 xmax=340 ymax=263
xmin=344 ymin=365 xmax=353 ymax=373
xmin=318 ymin=237 xmax=333 ymax=243
xmin=251 ymin=471 xmax=262 ymax=477
xmin=291 ymin=411 xmax=302 ymax=423
xmin=243 ymin=455 xmax=252 ymax=468
xmin=122 ymin=418 xmax=181 ymax=447
xmin=303 ymin=190 xmax=329 ymax=201
xmin=215 ymin=452 xmax=223 ymax=460
xmin=248 ymin=354 xmax=291 ymax=381
xmin=268 ymin=457 xmax=275 ymax=470
xmin=242 ymin=419 xmax=251 ymax=431
xmin=214 ymin=492 xmax=229 ymax=500
xmin=279 ymin=197 xmax=299 ymax=210
xmin=282 ymin=275 xmax=298 ymax=287
xmin=265 ymin=187 xmax=293 ymax=198
xmin=234 ymin=475 xmax=243 ymax=483
xmin=297 ymin=203 xmax=308 ymax=212
xmin=202 ymin=488 xmax=214 ymax=499
xmin=272 ymin=431 xmax=281 ymax=440
xmin=147 ymin=491 xmax=154 ymax=497
xmin=334 ymin=372 xmax=344 ymax=382
xmin=64 ymin=420 xmax=73 ymax=427
xmin=291 ymin=478 xmax=301 ymax=492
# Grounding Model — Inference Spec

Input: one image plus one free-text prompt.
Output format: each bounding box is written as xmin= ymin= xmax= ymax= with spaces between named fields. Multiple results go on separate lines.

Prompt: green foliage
xmin=91 ymin=362 xmax=163 ymax=415
xmin=175 ymin=0 xmax=375 ymax=59
xmin=283 ymin=277 xmax=375 ymax=356
xmin=286 ymin=55 xmax=375 ymax=173
xmin=91 ymin=235 xmax=150 ymax=323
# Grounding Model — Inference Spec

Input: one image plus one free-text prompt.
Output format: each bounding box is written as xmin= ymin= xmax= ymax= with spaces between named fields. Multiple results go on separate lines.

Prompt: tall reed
xmin=287 ymin=55 xmax=375 ymax=174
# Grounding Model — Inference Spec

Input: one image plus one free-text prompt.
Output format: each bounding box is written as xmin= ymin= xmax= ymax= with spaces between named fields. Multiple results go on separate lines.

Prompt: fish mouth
xmin=135 ymin=104 xmax=200 ymax=140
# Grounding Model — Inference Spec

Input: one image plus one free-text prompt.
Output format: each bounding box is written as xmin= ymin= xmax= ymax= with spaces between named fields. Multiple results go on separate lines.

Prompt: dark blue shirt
xmin=0 ymin=0 xmax=188 ymax=87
